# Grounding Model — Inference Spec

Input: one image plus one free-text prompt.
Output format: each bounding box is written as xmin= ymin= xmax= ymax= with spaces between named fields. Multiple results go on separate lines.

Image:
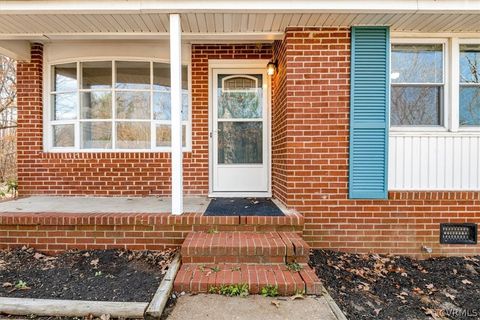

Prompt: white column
xmin=170 ymin=13 xmax=183 ymax=215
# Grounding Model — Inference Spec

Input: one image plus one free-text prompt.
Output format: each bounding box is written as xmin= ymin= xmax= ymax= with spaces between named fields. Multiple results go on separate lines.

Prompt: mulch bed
xmin=311 ymin=250 xmax=480 ymax=320
xmin=0 ymin=247 xmax=177 ymax=303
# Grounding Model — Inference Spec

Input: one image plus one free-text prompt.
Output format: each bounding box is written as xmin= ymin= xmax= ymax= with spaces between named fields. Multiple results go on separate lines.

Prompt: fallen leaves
xmin=422 ymin=307 xmax=443 ymax=320
xmin=412 ymin=287 xmax=425 ymax=295
xmin=90 ymin=258 xmax=100 ymax=268
xmin=465 ymin=264 xmax=478 ymax=275
xmin=444 ymin=292 xmax=456 ymax=301
xmin=0 ymin=247 xmax=178 ymax=302
xmin=395 ymin=291 xmax=409 ymax=301
xmin=314 ymin=250 xmax=480 ymax=320
xmin=290 ymin=293 xmax=305 ymax=300
xmin=270 ymin=300 xmax=280 ymax=308
xmin=425 ymin=283 xmax=438 ymax=295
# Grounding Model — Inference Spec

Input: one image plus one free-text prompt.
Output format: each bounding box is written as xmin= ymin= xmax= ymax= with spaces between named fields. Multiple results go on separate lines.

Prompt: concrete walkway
xmin=167 ymin=294 xmax=338 ymax=320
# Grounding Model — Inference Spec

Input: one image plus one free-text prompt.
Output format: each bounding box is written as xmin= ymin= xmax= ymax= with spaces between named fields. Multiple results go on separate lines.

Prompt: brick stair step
xmin=181 ymin=231 xmax=309 ymax=264
xmin=174 ymin=263 xmax=323 ymax=296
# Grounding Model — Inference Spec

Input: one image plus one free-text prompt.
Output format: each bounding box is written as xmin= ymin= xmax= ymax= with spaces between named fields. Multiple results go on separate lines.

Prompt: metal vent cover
xmin=440 ymin=223 xmax=477 ymax=245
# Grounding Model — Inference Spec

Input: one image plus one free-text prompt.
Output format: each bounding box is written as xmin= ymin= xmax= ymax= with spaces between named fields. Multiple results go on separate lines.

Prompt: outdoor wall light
xmin=266 ymin=60 xmax=277 ymax=76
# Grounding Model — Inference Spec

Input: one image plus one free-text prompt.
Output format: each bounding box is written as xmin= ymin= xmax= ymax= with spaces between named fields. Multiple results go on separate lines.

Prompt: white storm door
xmin=212 ymin=69 xmax=269 ymax=193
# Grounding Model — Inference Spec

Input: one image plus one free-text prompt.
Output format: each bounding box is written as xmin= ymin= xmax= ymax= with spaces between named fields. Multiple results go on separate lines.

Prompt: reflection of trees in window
xmin=0 ymin=55 xmax=17 ymax=182
xmin=116 ymin=91 xmax=150 ymax=119
xmin=53 ymin=124 xmax=74 ymax=147
xmin=81 ymin=92 xmax=112 ymax=119
xmin=116 ymin=122 xmax=150 ymax=149
xmin=218 ymin=122 xmax=262 ymax=164
xmin=50 ymin=60 xmax=190 ymax=149
xmin=217 ymin=74 xmax=263 ymax=164
xmin=218 ymin=91 xmax=261 ymax=119
xmin=391 ymin=86 xmax=442 ymax=125
xmin=460 ymin=44 xmax=480 ymax=126
xmin=391 ymin=44 xmax=444 ymax=126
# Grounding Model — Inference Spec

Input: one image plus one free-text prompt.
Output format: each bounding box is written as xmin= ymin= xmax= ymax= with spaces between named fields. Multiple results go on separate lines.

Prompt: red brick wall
xmin=271 ymin=27 xmax=480 ymax=257
xmin=272 ymin=39 xmax=288 ymax=204
xmin=16 ymin=43 xmax=272 ymax=196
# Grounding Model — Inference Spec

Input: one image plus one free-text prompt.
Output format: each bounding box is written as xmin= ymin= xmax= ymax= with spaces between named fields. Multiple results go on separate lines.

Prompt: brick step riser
xmin=174 ymin=263 xmax=322 ymax=296
xmin=181 ymin=247 xmax=287 ymax=257
xmin=181 ymin=247 xmax=308 ymax=258
xmin=174 ymin=280 xmax=305 ymax=296
xmin=182 ymin=256 xmax=308 ymax=264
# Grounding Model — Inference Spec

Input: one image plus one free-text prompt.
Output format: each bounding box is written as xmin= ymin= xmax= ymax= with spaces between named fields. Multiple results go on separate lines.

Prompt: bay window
xmin=49 ymin=60 xmax=190 ymax=151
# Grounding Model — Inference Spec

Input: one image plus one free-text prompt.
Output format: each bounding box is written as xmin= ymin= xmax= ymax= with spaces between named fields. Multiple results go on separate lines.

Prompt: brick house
xmin=1 ymin=1 xmax=480 ymax=279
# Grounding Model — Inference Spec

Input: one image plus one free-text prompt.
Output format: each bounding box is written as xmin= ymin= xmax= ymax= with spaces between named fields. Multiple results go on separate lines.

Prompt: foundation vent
xmin=440 ymin=223 xmax=477 ymax=245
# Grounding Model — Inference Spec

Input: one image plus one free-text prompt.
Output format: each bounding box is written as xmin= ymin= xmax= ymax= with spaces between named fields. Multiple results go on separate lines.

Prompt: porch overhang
xmin=0 ymin=1 xmax=480 ymax=43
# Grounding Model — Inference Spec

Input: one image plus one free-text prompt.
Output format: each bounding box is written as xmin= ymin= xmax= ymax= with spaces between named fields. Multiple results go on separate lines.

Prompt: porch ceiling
xmin=0 ymin=11 xmax=480 ymax=41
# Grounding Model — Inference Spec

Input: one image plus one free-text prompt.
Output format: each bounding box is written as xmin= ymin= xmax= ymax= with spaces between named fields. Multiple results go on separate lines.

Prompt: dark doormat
xmin=203 ymin=198 xmax=284 ymax=216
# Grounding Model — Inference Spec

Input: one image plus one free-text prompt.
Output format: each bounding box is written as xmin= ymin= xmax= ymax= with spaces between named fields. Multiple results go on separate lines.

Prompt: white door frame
xmin=208 ymin=59 xmax=272 ymax=197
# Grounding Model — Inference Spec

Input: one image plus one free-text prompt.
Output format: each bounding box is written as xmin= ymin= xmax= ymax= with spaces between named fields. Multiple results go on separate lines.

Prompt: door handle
xmin=209 ymin=130 xmax=218 ymax=138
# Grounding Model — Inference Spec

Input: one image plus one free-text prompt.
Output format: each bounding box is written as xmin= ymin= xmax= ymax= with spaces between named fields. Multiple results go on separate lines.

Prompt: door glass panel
xmin=218 ymin=122 xmax=262 ymax=164
xmin=217 ymin=74 xmax=262 ymax=119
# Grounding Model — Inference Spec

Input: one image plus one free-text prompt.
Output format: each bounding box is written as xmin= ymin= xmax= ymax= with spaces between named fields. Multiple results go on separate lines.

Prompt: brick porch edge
xmin=0 ymin=212 xmax=303 ymax=253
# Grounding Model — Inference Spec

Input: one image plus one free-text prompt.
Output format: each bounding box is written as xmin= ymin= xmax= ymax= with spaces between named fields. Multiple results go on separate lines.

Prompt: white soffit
xmin=0 ymin=10 xmax=480 ymax=40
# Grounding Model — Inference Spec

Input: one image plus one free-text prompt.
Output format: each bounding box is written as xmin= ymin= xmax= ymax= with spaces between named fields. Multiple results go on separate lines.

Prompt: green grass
xmin=208 ymin=284 xmax=249 ymax=297
xmin=261 ymin=285 xmax=279 ymax=297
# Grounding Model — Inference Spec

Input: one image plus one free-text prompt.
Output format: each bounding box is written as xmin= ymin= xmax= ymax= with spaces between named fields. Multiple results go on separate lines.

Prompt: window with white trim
xmin=49 ymin=60 xmax=190 ymax=151
xmin=459 ymin=44 xmax=480 ymax=127
xmin=390 ymin=44 xmax=445 ymax=126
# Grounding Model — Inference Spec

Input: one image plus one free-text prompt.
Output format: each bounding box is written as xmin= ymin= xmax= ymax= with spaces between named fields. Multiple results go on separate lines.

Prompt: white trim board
xmin=208 ymin=59 xmax=272 ymax=197
xmin=1 ymin=1 xmax=479 ymax=14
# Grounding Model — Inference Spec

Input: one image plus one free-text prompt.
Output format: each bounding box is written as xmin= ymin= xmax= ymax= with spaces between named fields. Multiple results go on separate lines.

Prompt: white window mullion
xmin=450 ymin=37 xmax=460 ymax=132
xmin=75 ymin=61 xmax=81 ymax=149
xmin=112 ymin=60 xmax=116 ymax=150
xmin=150 ymin=61 xmax=155 ymax=149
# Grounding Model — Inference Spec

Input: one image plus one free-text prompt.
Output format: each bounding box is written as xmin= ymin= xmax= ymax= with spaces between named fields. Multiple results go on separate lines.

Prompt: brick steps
xmin=180 ymin=231 xmax=309 ymax=264
xmin=174 ymin=263 xmax=322 ymax=295
xmin=174 ymin=231 xmax=323 ymax=296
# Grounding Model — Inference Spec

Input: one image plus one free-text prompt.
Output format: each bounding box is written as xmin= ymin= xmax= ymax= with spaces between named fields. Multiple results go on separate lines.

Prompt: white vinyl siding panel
xmin=389 ymin=134 xmax=480 ymax=190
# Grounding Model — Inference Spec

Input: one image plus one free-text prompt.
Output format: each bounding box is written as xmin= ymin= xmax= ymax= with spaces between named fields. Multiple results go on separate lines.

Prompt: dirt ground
xmin=0 ymin=247 xmax=176 ymax=302
xmin=166 ymin=293 xmax=337 ymax=320
xmin=311 ymin=250 xmax=480 ymax=320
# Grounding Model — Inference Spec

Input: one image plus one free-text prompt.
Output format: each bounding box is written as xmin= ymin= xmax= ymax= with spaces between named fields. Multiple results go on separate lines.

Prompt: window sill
xmin=390 ymin=126 xmax=447 ymax=134
xmin=44 ymin=148 xmax=192 ymax=153
xmin=390 ymin=130 xmax=480 ymax=137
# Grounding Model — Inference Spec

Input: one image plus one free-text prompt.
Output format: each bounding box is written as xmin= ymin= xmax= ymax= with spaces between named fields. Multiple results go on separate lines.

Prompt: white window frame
xmin=457 ymin=38 xmax=480 ymax=133
xmin=390 ymin=38 xmax=449 ymax=133
xmin=44 ymin=57 xmax=192 ymax=153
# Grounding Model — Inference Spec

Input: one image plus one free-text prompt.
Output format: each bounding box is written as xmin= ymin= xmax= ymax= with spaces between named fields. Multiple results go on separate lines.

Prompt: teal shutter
xmin=349 ymin=26 xmax=390 ymax=199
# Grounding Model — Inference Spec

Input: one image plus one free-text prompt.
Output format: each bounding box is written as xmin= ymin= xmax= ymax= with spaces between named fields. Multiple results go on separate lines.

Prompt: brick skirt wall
xmin=0 ymin=212 xmax=303 ymax=253
xmin=301 ymin=191 xmax=480 ymax=258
